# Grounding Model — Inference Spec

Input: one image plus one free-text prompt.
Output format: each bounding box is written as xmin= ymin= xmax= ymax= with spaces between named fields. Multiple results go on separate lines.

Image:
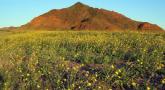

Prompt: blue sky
xmin=0 ymin=0 xmax=165 ymax=29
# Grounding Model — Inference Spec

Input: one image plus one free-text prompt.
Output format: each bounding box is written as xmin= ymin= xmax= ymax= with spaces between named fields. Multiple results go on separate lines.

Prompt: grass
xmin=0 ymin=30 xmax=165 ymax=90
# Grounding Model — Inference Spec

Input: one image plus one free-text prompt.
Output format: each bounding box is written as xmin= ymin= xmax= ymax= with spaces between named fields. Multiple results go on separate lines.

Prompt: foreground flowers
xmin=0 ymin=31 xmax=164 ymax=89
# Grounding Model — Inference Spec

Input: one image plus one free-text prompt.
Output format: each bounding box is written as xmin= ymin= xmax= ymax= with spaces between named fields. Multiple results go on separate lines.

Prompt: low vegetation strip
xmin=0 ymin=31 xmax=165 ymax=90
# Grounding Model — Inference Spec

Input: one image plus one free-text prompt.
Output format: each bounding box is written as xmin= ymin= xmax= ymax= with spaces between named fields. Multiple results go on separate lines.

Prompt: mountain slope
xmin=22 ymin=2 xmax=164 ymax=31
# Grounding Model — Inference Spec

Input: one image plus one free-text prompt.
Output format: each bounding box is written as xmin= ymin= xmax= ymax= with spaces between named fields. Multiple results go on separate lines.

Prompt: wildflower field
xmin=0 ymin=30 xmax=165 ymax=90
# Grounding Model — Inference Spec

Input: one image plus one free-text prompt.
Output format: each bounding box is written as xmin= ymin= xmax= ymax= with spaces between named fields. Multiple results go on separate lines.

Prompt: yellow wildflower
xmin=137 ymin=59 xmax=140 ymax=62
xmin=94 ymin=78 xmax=97 ymax=82
xmin=147 ymin=86 xmax=150 ymax=90
xmin=132 ymin=82 xmax=136 ymax=86
xmin=67 ymin=67 xmax=70 ymax=70
xmin=37 ymin=85 xmax=40 ymax=88
xmin=95 ymin=73 xmax=98 ymax=77
xmin=157 ymin=64 xmax=164 ymax=70
xmin=98 ymin=86 xmax=101 ymax=89
xmin=87 ymin=82 xmax=92 ymax=86
xmin=81 ymin=64 xmax=84 ymax=66
xmin=27 ymin=73 xmax=30 ymax=76
xmin=115 ymin=71 xmax=119 ymax=75
xmin=73 ymin=67 xmax=76 ymax=70
xmin=111 ymin=65 xmax=115 ymax=69
xmin=162 ymin=78 xmax=165 ymax=84
xmin=118 ymin=76 xmax=121 ymax=79
xmin=61 ymin=64 xmax=64 ymax=67
xmin=118 ymin=69 xmax=121 ymax=73
xmin=72 ymin=84 xmax=75 ymax=87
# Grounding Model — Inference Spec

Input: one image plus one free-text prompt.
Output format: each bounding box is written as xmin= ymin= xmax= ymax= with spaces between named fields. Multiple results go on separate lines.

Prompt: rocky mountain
xmin=21 ymin=2 xmax=164 ymax=31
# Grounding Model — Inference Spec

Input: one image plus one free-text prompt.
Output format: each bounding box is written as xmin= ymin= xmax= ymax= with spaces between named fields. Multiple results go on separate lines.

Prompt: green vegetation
xmin=0 ymin=30 xmax=165 ymax=90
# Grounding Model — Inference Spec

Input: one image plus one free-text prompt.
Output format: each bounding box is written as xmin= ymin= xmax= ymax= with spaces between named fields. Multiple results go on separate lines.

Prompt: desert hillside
xmin=21 ymin=2 xmax=163 ymax=32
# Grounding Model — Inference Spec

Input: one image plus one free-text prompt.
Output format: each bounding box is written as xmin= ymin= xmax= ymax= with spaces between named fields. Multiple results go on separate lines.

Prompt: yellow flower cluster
xmin=137 ymin=59 xmax=143 ymax=65
xmin=115 ymin=69 xmax=121 ymax=75
xmin=157 ymin=63 xmax=164 ymax=70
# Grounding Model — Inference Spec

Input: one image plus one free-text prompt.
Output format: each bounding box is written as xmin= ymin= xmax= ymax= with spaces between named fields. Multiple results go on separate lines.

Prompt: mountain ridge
xmin=21 ymin=2 xmax=164 ymax=32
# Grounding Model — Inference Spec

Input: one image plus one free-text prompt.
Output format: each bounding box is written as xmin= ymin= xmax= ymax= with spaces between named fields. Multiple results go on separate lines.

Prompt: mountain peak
xmin=75 ymin=2 xmax=84 ymax=5
xmin=22 ymin=2 xmax=164 ymax=32
xmin=71 ymin=2 xmax=89 ymax=8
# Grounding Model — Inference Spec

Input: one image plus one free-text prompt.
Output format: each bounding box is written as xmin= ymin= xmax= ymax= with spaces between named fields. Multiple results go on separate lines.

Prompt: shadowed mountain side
xmin=21 ymin=2 xmax=164 ymax=32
